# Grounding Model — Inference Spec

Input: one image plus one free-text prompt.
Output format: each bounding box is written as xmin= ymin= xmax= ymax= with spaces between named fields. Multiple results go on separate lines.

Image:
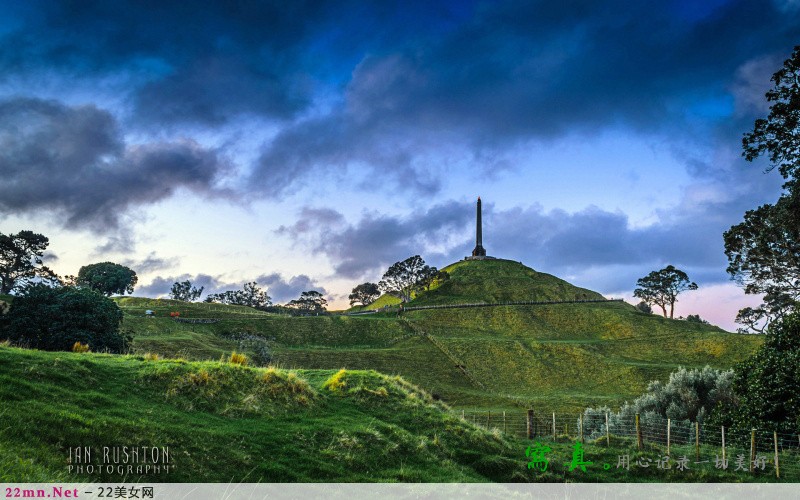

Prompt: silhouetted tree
xmin=169 ymin=280 xmax=204 ymax=301
xmin=0 ymin=230 xmax=56 ymax=294
xmin=349 ymin=282 xmax=380 ymax=306
xmin=76 ymin=262 xmax=137 ymax=296
xmin=378 ymin=255 xmax=429 ymax=302
xmin=633 ymin=265 xmax=697 ymax=319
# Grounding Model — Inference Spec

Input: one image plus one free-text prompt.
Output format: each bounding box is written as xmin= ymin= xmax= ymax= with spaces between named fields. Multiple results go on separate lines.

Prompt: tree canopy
xmin=0 ymin=230 xmax=56 ymax=294
xmin=633 ymin=265 xmax=697 ymax=319
xmin=76 ymin=262 xmax=138 ymax=296
xmin=348 ymin=282 xmax=380 ymax=307
xmin=742 ymin=45 xmax=800 ymax=192
xmin=2 ymin=284 xmax=128 ymax=353
xmin=378 ymin=255 xmax=430 ymax=303
xmin=287 ymin=290 xmax=328 ymax=314
xmin=170 ymin=280 xmax=204 ymax=302
xmin=727 ymin=46 xmax=800 ymax=332
xmin=205 ymin=282 xmax=271 ymax=309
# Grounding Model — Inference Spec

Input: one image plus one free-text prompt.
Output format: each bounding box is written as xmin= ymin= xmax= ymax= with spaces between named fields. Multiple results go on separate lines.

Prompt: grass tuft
xmin=71 ymin=342 xmax=90 ymax=353
xmin=229 ymin=351 xmax=248 ymax=366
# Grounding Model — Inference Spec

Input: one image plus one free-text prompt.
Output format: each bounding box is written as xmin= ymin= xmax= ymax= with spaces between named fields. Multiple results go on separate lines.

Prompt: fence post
xmin=552 ymin=412 xmax=556 ymax=441
xmin=721 ymin=426 xmax=726 ymax=463
xmin=667 ymin=418 xmax=671 ymax=456
xmin=605 ymin=412 xmax=610 ymax=447
xmin=461 ymin=409 xmax=465 ymax=420
xmin=636 ymin=413 xmax=643 ymax=450
xmin=750 ymin=429 xmax=756 ymax=472
xmin=695 ymin=421 xmax=700 ymax=461
xmin=527 ymin=409 xmax=534 ymax=440
xmin=774 ymin=431 xmax=780 ymax=479
xmin=580 ymin=413 xmax=584 ymax=443
xmin=503 ymin=411 xmax=506 ymax=434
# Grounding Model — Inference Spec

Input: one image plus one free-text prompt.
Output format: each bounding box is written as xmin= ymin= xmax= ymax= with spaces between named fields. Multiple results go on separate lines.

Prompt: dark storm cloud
xmin=250 ymin=0 xmax=800 ymax=195
xmin=0 ymin=97 xmax=230 ymax=232
xmin=135 ymin=273 xmax=235 ymax=298
xmin=256 ymin=273 xmax=327 ymax=303
xmin=277 ymin=200 xmax=475 ymax=279
xmin=121 ymin=252 xmax=178 ymax=274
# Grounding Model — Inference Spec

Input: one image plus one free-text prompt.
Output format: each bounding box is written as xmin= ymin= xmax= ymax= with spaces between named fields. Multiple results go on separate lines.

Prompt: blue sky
xmin=0 ymin=0 xmax=798 ymax=329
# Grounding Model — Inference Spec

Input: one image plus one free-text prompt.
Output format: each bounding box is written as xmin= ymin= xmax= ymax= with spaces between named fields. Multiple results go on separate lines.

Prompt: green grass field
xmin=0 ymin=259 xmax=771 ymax=482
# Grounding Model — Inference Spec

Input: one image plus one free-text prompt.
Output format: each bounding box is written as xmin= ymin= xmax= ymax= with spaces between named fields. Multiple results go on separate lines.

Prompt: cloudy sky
xmin=0 ymin=0 xmax=798 ymax=328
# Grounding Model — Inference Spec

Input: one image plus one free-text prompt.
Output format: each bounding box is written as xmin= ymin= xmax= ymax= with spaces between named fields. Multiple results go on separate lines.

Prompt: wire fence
xmin=456 ymin=409 xmax=800 ymax=480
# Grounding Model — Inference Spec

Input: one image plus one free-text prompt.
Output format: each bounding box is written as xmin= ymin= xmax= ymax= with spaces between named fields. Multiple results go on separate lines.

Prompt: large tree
xmin=724 ymin=195 xmax=800 ymax=332
xmin=633 ymin=265 xmax=697 ymax=319
xmin=348 ymin=282 xmax=380 ymax=307
xmin=726 ymin=45 xmax=800 ymax=332
xmin=76 ymin=262 xmax=138 ymax=296
xmin=170 ymin=280 xmax=204 ymax=302
xmin=742 ymin=45 xmax=800 ymax=193
xmin=2 ymin=284 xmax=128 ymax=353
xmin=287 ymin=290 xmax=328 ymax=314
xmin=378 ymin=255 xmax=430 ymax=303
xmin=0 ymin=230 xmax=56 ymax=294
xmin=205 ymin=282 xmax=271 ymax=309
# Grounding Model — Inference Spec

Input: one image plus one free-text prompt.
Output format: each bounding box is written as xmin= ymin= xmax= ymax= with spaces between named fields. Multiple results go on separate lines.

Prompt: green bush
xmin=583 ymin=366 xmax=734 ymax=441
xmin=2 ymin=284 xmax=128 ymax=353
xmin=711 ymin=312 xmax=800 ymax=434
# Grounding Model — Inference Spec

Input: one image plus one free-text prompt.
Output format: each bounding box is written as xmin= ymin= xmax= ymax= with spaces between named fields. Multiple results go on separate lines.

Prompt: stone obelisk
xmin=471 ymin=196 xmax=487 ymax=257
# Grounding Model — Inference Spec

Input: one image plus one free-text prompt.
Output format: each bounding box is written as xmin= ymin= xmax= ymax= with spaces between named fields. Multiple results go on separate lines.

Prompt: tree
xmin=711 ymin=312 xmax=800 ymax=434
xmin=169 ymin=280 xmax=204 ymax=302
xmin=633 ymin=265 xmax=697 ymax=318
xmin=726 ymin=46 xmax=800 ymax=332
xmin=634 ymin=301 xmax=652 ymax=314
xmin=0 ymin=230 xmax=56 ymax=294
xmin=378 ymin=255 xmax=430 ymax=303
xmin=416 ymin=268 xmax=450 ymax=293
xmin=76 ymin=262 xmax=138 ymax=296
xmin=2 ymin=284 xmax=128 ymax=353
xmin=287 ymin=290 xmax=328 ymax=314
xmin=348 ymin=282 xmax=380 ymax=307
xmin=685 ymin=314 xmax=709 ymax=324
xmin=742 ymin=45 xmax=800 ymax=193
xmin=205 ymin=282 xmax=271 ymax=309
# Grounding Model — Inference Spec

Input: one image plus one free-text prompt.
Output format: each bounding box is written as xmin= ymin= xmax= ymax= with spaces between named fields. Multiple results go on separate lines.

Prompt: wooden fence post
xmin=774 ymin=431 xmax=780 ymax=479
xmin=750 ymin=429 xmax=755 ymax=472
xmin=695 ymin=421 xmax=700 ymax=461
xmin=552 ymin=412 xmax=556 ymax=441
xmin=526 ymin=409 xmax=534 ymax=440
xmin=636 ymin=413 xmax=643 ymax=450
xmin=721 ymin=426 xmax=726 ymax=463
xmin=580 ymin=413 xmax=584 ymax=443
xmin=605 ymin=412 xmax=610 ymax=447
xmin=667 ymin=418 xmax=671 ymax=456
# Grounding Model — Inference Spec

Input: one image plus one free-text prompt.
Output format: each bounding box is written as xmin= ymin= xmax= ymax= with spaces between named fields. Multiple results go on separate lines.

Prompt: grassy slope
xmin=116 ymin=259 xmax=761 ymax=414
xmin=0 ymin=345 xmax=528 ymax=482
xmin=1 ymin=346 xmax=790 ymax=483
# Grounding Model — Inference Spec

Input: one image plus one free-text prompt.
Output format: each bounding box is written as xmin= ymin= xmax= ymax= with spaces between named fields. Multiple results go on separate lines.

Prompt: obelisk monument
xmin=471 ymin=196 xmax=487 ymax=257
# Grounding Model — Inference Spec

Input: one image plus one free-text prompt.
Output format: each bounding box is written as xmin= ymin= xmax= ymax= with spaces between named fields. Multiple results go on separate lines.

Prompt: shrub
xmin=143 ymin=352 xmax=160 ymax=361
xmin=229 ymin=351 xmax=248 ymax=366
xmin=71 ymin=342 xmax=90 ymax=353
xmin=0 ymin=300 xmax=9 ymax=315
xmin=583 ymin=366 xmax=734 ymax=441
xmin=2 ymin=284 xmax=128 ymax=353
xmin=711 ymin=312 xmax=800 ymax=434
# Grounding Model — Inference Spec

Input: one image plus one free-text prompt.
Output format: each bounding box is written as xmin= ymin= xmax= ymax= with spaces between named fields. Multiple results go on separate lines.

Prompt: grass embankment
xmin=0 ymin=345 xmax=529 ymax=482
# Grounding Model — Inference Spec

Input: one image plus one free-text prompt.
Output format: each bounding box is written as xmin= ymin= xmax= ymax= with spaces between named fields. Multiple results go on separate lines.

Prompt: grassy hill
xmin=0 ymin=345 xmax=530 ymax=482
xmin=115 ymin=259 xmax=761 ymax=414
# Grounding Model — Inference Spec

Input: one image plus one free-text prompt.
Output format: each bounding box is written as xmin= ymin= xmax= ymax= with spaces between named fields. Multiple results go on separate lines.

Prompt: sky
xmin=0 ymin=0 xmax=798 ymax=330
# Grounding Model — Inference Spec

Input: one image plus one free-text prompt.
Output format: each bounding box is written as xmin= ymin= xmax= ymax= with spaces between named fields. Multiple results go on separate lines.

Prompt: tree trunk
xmin=659 ymin=305 xmax=667 ymax=318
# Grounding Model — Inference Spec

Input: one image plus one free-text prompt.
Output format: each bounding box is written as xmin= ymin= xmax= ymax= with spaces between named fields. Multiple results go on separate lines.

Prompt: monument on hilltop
xmin=465 ymin=197 xmax=496 ymax=261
